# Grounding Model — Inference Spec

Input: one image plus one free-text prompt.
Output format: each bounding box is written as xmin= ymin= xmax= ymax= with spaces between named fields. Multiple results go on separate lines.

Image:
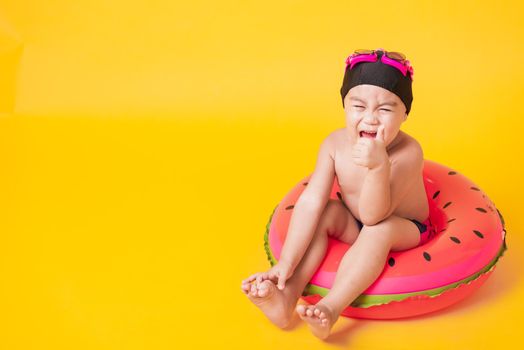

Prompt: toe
xmin=250 ymin=284 xmax=258 ymax=296
xmin=257 ymin=282 xmax=269 ymax=297
xmin=258 ymin=279 xmax=272 ymax=289
xmin=257 ymin=280 xmax=276 ymax=297
xmin=256 ymin=273 xmax=268 ymax=284
xmin=314 ymin=308 xmax=321 ymax=317
xmin=296 ymin=304 xmax=306 ymax=316
xmin=306 ymin=308 xmax=313 ymax=317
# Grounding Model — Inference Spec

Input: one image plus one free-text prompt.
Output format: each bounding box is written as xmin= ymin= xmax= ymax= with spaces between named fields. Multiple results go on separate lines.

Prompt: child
xmin=241 ymin=48 xmax=429 ymax=340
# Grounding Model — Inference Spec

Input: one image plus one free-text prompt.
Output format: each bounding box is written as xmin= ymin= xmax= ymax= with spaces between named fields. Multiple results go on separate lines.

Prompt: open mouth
xmin=359 ymin=131 xmax=377 ymax=138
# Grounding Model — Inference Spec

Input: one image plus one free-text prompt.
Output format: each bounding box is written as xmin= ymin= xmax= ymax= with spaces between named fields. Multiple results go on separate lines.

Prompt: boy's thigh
xmin=362 ymin=215 xmax=421 ymax=252
xmin=320 ymin=199 xmax=361 ymax=244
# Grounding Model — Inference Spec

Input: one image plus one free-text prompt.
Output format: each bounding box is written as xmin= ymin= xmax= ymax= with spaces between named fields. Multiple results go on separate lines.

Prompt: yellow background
xmin=1 ymin=0 xmax=523 ymax=348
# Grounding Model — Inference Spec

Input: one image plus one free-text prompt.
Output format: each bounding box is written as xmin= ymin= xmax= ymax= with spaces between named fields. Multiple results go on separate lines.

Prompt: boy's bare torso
xmin=330 ymin=127 xmax=429 ymax=223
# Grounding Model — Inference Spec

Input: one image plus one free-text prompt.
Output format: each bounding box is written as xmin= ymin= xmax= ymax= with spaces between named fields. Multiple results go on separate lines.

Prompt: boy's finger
xmin=277 ymin=276 xmax=286 ymax=290
xmin=243 ymin=275 xmax=255 ymax=283
xmin=244 ymin=273 xmax=260 ymax=283
xmin=376 ymin=125 xmax=385 ymax=142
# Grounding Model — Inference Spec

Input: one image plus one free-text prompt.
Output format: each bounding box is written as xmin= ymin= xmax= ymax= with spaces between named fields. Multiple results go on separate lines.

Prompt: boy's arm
xmin=278 ymin=133 xmax=336 ymax=272
xmin=359 ymin=141 xmax=423 ymax=226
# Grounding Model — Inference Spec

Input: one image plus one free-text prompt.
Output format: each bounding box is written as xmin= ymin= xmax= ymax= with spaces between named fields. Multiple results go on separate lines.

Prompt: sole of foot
xmin=241 ymin=279 xmax=294 ymax=329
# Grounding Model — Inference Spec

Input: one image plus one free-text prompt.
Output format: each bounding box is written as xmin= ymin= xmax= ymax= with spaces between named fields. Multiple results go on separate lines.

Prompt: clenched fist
xmin=352 ymin=125 xmax=390 ymax=169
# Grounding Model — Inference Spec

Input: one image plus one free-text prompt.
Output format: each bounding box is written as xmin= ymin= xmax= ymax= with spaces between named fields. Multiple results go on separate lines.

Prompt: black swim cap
xmin=340 ymin=50 xmax=413 ymax=115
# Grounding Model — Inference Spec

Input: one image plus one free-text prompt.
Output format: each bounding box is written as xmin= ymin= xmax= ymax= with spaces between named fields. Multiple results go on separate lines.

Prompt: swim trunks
xmin=355 ymin=217 xmax=431 ymax=246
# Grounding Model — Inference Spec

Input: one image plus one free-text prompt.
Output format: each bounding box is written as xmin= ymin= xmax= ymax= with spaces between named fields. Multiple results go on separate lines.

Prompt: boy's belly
xmin=337 ymin=175 xmax=429 ymax=224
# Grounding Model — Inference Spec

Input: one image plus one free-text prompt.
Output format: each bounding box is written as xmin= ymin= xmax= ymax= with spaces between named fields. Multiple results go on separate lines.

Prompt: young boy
xmin=241 ymin=48 xmax=429 ymax=340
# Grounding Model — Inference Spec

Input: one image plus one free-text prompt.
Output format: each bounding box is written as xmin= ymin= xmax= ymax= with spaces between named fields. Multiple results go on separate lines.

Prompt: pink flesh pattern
xmin=268 ymin=159 xmax=504 ymax=294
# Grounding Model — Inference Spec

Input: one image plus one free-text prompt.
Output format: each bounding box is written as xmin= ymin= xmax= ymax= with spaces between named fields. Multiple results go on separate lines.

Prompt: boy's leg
xmin=281 ymin=200 xmax=361 ymax=303
xmin=297 ymin=214 xmax=420 ymax=339
xmin=242 ymin=200 xmax=360 ymax=328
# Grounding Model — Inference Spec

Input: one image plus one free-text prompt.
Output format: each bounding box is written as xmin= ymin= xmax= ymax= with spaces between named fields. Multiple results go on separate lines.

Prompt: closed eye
xmin=352 ymin=105 xmax=364 ymax=108
xmin=380 ymin=108 xmax=392 ymax=112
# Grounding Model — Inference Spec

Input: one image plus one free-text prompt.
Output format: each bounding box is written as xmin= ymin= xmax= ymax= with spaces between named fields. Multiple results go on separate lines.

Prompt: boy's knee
xmin=359 ymin=222 xmax=396 ymax=242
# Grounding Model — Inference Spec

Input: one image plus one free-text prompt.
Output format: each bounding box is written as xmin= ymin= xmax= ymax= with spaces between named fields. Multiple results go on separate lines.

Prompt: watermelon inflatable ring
xmin=264 ymin=159 xmax=507 ymax=319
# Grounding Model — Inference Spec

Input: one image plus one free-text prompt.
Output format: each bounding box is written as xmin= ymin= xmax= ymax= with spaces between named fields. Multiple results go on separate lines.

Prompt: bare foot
xmin=296 ymin=302 xmax=338 ymax=340
xmin=241 ymin=279 xmax=295 ymax=329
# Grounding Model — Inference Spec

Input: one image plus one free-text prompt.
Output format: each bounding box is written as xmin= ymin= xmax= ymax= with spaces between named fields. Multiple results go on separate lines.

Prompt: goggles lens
xmin=385 ymin=51 xmax=406 ymax=62
xmin=354 ymin=49 xmax=375 ymax=55
xmin=353 ymin=49 xmax=406 ymax=62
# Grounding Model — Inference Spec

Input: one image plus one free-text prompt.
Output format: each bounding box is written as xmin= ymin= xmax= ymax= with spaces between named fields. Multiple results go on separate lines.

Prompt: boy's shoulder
xmin=317 ymin=128 xmax=343 ymax=148
xmin=326 ymin=127 xmax=346 ymax=145
xmin=315 ymin=129 xmax=341 ymax=160
xmin=391 ymin=131 xmax=424 ymax=164
xmin=320 ymin=128 xmax=346 ymax=155
xmin=396 ymin=130 xmax=423 ymax=152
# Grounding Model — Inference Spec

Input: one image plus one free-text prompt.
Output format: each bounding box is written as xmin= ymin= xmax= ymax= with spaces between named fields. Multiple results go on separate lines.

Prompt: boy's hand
xmin=245 ymin=261 xmax=294 ymax=290
xmin=352 ymin=125 xmax=389 ymax=169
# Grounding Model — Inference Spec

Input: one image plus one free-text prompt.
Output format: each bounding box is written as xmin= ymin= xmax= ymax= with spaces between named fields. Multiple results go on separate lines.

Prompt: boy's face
xmin=343 ymin=84 xmax=408 ymax=147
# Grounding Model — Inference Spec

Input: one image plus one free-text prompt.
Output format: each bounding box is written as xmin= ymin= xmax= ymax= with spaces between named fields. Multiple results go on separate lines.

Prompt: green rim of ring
xmin=263 ymin=203 xmax=508 ymax=308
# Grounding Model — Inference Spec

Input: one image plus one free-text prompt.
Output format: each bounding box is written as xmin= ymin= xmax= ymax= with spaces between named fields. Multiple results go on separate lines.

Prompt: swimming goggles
xmin=345 ymin=48 xmax=414 ymax=81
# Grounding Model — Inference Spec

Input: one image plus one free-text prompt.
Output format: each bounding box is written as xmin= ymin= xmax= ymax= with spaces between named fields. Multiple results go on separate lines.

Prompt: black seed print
xmin=448 ymin=171 xmax=457 ymax=175
xmin=388 ymin=257 xmax=395 ymax=267
xmin=447 ymin=218 xmax=456 ymax=223
xmin=470 ymin=186 xmax=480 ymax=191
xmin=443 ymin=201 xmax=452 ymax=209
xmin=473 ymin=230 xmax=484 ymax=239
xmin=432 ymin=190 xmax=441 ymax=199
xmin=450 ymin=236 xmax=461 ymax=244
xmin=285 ymin=205 xmax=294 ymax=210
xmin=475 ymin=207 xmax=487 ymax=213
xmin=303 ymin=182 xmax=308 ymax=186
xmin=423 ymin=252 xmax=432 ymax=261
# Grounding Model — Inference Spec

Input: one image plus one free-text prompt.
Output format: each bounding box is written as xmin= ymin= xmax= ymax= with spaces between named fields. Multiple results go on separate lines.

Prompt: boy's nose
xmin=363 ymin=114 xmax=379 ymax=122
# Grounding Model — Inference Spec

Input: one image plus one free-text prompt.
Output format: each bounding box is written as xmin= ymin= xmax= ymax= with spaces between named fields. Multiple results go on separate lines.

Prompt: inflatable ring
xmin=264 ymin=159 xmax=507 ymax=319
